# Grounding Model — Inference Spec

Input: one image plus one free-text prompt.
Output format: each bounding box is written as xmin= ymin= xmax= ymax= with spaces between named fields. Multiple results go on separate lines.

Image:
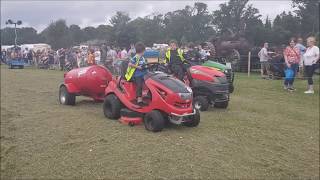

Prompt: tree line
xmin=1 ymin=0 xmax=319 ymax=50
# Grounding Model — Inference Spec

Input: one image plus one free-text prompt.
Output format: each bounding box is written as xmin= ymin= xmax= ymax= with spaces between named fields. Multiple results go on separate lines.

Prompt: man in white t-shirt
xmin=94 ymin=48 xmax=101 ymax=65
xmin=258 ymin=42 xmax=271 ymax=79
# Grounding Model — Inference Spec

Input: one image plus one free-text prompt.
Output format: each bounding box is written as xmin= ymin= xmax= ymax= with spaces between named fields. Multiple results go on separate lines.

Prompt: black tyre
xmin=214 ymin=101 xmax=229 ymax=109
xmin=229 ymin=84 xmax=234 ymax=93
xmin=144 ymin=110 xmax=165 ymax=132
xmin=183 ymin=109 xmax=200 ymax=127
xmin=103 ymin=94 xmax=122 ymax=119
xmin=59 ymin=86 xmax=76 ymax=105
xmin=193 ymin=96 xmax=209 ymax=111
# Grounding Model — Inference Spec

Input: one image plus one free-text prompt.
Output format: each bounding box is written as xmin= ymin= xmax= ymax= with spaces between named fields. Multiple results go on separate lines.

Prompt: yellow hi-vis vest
xmin=125 ymin=55 xmax=141 ymax=81
xmin=164 ymin=48 xmax=185 ymax=64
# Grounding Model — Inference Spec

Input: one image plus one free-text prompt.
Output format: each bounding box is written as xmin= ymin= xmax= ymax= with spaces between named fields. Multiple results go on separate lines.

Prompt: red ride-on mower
xmin=103 ymin=62 xmax=200 ymax=132
xmin=59 ymin=65 xmax=112 ymax=105
xmin=154 ymin=62 xmax=230 ymax=111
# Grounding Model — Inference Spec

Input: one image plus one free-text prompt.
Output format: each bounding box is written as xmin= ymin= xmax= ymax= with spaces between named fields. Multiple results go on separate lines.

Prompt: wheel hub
xmin=194 ymin=101 xmax=201 ymax=110
xmin=60 ymin=91 xmax=66 ymax=104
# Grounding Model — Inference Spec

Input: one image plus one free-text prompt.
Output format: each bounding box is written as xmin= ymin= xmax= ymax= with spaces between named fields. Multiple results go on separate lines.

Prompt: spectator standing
xmin=283 ymin=38 xmax=300 ymax=91
xmin=184 ymin=42 xmax=201 ymax=64
xmin=58 ymin=48 xmax=66 ymax=71
xmin=94 ymin=48 xmax=101 ymax=65
xmin=116 ymin=48 xmax=121 ymax=59
xmin=87 ymin=49 xmax=95 ymax=66
xmin=76 ymin=51 xmax=81 ymax=68
xmin=23 ymin=48 xmax=29 ymax=63
xmin=35 ymin=50 xmax=41 ymax=67
xmin=128 ymin=44 xmax=136 ymax=58
xmin=27 ymin=49 xmax=33 ymax=65
xmin=303 ymin=37 xmax=319 ymax=94
xmin=0 ymin=49 xmax=6 ymax=63
xmin=120 ymin=47 xmax=128 ymax=59
xmin=198 ymin=45 xmax=207 ymax=61
xmin=107 ymin=46 xmax=117 ymax=67
xmin=258 ymin=42 xmax=271 ymax=79
xmin=295 ymin=37 xmax=307 ymax=78
xmin=100 ymin=44 xmax=107 ymax=66
xmin=48 ymin=50 xmax=54 ymax=68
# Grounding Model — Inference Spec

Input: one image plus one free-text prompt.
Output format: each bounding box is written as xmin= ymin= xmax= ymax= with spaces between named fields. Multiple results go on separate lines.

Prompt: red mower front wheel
xmin=103 ymin=94 xmax=122 ymax=119
xmin=144 ymin=110 xmax=165 ymax=132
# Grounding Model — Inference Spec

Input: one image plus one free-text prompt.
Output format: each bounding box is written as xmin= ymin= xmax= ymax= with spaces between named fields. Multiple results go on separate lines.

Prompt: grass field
xmin=1 ymin=65 xmax=319 ymax=179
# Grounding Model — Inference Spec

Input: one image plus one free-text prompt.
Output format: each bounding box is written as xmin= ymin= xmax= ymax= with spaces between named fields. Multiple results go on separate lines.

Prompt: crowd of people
xmin=0 ymin=41 xmax=217 ymax=72
xmin=0 ymin=44 xmax=139 ymax=71
xmin=1 ymin=37 xmax=318 ymax=95
xmin=258 ymin=36 xmax=319 ymax=94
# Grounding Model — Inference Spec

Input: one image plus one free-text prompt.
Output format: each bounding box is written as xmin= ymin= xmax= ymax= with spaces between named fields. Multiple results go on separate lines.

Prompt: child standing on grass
xmin=125 ymin=42 xmax=147 ymax=105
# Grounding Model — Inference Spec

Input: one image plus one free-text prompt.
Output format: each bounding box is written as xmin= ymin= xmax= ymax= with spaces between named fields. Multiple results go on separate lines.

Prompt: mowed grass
xmin=1 ymin=65 xmax=319 ymax=179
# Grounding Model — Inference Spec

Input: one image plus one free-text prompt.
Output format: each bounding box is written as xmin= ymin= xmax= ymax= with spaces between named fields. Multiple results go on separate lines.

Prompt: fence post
xmin=248 ymin=51 xmax=251 ymax=77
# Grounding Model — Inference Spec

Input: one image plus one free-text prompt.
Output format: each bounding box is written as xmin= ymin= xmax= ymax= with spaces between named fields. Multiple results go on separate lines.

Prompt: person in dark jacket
xmin=184 ymin=42 xmax=201 ymax=64
xmin=164 ymin=40 xmax=186 ymax=81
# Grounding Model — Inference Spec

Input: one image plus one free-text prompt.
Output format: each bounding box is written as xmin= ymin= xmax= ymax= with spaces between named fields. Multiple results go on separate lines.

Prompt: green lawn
xmin=1 ymin=66 xmax=319 ymax=179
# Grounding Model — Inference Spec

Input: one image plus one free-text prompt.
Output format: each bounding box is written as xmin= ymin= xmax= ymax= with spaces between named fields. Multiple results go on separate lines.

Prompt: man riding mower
xmin=162 ymin=40 xmax=230 ymax=111
xmin=103 ymin=42 xmax=200 ymax=132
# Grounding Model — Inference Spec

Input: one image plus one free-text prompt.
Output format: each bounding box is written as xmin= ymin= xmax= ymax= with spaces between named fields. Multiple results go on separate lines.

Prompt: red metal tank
xmin=63 ymin=65 xmax=112 ymax=101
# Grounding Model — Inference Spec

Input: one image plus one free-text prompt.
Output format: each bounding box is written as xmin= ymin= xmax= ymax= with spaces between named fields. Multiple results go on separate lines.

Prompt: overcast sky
xmin=1 ymin=0 xmax=294 ymax=32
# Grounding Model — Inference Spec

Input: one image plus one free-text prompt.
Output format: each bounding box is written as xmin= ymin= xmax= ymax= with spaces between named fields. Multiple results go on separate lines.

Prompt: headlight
xmin=178 ymin=93 xmax=192 ymax=100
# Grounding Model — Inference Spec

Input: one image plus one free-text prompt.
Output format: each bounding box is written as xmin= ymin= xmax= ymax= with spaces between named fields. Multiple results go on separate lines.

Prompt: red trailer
xmin=59 ymin=65 xmax=112 ymax=105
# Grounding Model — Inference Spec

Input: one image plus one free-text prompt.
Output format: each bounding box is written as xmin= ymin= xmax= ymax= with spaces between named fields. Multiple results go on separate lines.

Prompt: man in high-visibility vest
xmin=164 ymin=40 xmax=186 ymax=81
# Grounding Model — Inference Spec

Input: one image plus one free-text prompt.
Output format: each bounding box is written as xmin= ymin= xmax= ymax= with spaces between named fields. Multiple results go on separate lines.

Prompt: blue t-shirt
xmin=131 ymin=55 xmax=147 ymax=77
xmin=295 ymin=43 xmax=306 ymax=55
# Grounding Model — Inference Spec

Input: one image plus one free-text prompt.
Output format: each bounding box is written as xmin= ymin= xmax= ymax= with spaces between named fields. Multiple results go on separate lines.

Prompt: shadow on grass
xmin=75 ymin=99 xmax=103 ymax=107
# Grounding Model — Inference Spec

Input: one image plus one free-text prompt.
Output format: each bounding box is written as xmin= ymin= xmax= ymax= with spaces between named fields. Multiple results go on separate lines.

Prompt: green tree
xmin=1 ymin=27 xmax=40 ymax=45
xmin=40 ymin=19 xmax=71 ymax=49
xmin=69 ymin=24 xmax=83 ymax=45
xmin=129 ymin=15 xmax=165 ymax=46
xmin=82 ymin=26 xmax=97 ymax=42
xmin=109 ymin=11 xmax=136 ymax=47
xmin=292 ymin=0 xmax=319 ymax=36
xmin=271 ymin=11 xmax=301 ymax=44
xmin=212 ymin=0 xmax=262 ymax=36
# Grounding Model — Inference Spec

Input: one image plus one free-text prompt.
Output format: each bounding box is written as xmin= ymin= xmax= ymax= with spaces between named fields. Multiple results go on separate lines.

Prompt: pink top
xmin=284 ymin=46 xmax=300 ymax=64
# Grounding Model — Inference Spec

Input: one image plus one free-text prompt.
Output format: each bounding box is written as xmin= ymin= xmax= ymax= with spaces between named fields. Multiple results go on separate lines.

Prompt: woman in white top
xmin=303 ymin=36 xmax=319 ymax=94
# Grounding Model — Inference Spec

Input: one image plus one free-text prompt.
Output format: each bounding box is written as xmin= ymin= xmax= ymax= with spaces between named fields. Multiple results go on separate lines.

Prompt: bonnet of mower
xmin=201 ymin=60 xmax=235 ymax=93
xmin=187 ymin=65 xmax=230 ymax=110
xmin=154 ymin=63 xmax=230 ymax=111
